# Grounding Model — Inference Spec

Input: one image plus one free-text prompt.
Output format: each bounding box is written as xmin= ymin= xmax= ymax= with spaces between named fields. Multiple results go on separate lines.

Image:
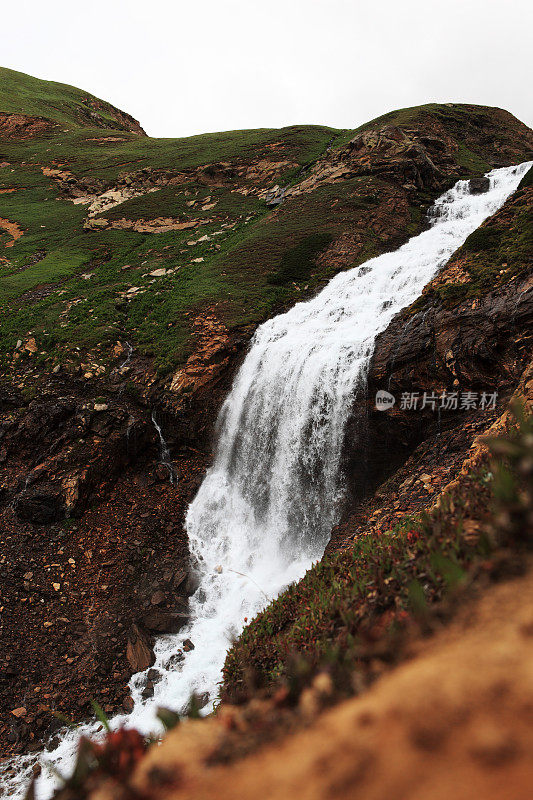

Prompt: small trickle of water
xmin=2 ymin=161 xmax=530 ymax=800
xmin=151 ymin=412 xmax=178 ymax=486
xmin=117 ymin=341 xmax=133 ymax=372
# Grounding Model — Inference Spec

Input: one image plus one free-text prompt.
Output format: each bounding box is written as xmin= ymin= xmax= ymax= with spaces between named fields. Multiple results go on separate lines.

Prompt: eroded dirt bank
xmin=71 ymin=567 xmax=533 ymax=800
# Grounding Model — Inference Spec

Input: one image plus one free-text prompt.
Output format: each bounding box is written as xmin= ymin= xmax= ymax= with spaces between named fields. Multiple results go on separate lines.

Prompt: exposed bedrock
xmin=340 ymin=275 xmax=533 ymax=521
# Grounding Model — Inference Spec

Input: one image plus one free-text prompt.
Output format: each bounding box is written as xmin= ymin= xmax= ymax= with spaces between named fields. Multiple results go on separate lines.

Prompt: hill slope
xmin=0 ymin=66 xmax=146 ymax=134
xmin=0 ymin=68 xmax=532 ymax=771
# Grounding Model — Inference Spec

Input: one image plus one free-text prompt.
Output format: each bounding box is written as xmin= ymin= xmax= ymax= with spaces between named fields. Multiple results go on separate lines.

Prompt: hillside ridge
xmin=0 ymin=66 xmax=146 ymax=135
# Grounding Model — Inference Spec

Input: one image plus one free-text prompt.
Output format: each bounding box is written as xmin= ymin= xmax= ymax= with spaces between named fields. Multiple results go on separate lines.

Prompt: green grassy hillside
xmin=0 ymin=69 xmax=531 ymax=380
xmin=0 ymin=66 xmax=144 ymax=132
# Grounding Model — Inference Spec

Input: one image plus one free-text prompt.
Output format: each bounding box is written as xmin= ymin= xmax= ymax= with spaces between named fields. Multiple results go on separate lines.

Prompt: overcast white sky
xmin=3 ymin=0 xmax=532 ymax=137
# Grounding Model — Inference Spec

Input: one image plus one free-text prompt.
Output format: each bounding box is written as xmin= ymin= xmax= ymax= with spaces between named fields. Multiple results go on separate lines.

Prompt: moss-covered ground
xmin=0 ymin=120 xmax=343 ymax=373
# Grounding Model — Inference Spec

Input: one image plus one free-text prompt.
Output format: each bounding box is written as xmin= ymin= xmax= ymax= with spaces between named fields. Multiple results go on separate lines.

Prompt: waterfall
xmin=2 ymin=160 xmax=530 ymax=800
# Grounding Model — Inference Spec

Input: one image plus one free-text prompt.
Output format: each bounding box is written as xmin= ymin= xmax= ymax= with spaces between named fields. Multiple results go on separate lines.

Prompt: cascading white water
xmin=3 ymin=160 xmax=530 ymax=800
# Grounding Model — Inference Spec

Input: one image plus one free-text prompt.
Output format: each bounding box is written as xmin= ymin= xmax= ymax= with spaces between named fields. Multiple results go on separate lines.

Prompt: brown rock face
xmin=339 ymin=276 xmax=533 ymax=511
xmin=0 ymin=103 xmax=144 ymax=140
xmin=287 ymin=106 xmax=533 ymax=202
xmin=0 ymin=113 xmax=55 ymax=139
xmin=170 ymin=313 xmax=241 ymax=400
xmin=126 ymin=625 xmax=155 ymax=672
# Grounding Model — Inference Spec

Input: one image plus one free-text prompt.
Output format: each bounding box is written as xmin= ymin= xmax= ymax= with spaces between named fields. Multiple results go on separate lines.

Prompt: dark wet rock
xmin=184 ymin=570 xmax=201 ymax=597
xmin=142 ymin=610 xmax=188 ymax=634
xmin=141 ymin=681 xmax=154 ymax=699
xmin=147 ymin=668 xmax=161 ymax=683
xmin=166 ymin=652 xmax=185 ymax=669
xmin=15 ymin=491 xmax=64 ymax=524
xmin=341 ymin=272 xmax=533 ymax=509
xmin=183 ymin=639 xmax=195 ymax=652
xmin=196 ymin=691 xmax=210 ymax=709
xmin=469 ymin=176 xmax=490 ymax=194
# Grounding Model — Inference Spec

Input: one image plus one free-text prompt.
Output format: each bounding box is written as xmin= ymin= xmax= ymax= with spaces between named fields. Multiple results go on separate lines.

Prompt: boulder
xmin=469 ymin=176 xmax=490 ymax=194
xmin=123 ymin=695 xmax=135 ymax=713
xmin=166 ymin=652 xmax=184 ymax=669
xmin=15 ymin=491 xmax=64 ymax=524
xmin=142 ymin=610 xmax=188 ymax=634
xmin=141 ymin=681 xmax=154 ymax=699
xmin=126 ymin=624 xmax=154 ymax=672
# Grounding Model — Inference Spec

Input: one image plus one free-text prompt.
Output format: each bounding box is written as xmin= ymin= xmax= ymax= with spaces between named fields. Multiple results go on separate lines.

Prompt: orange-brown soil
xmin=0 ymin=217 xmax=23 ymax=247
xmin=0 ymin=113 xmax=55 ymax=140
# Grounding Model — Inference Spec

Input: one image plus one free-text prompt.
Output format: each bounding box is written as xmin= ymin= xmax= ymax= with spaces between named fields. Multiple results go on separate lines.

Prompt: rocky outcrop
xmin=0 ymin=113 xmax=55 ymax=139
xmin=284 ymin=106 xmax=533 ymax=203
xmin=77 ymin=98 xmax=146 ymax=136
xmin=0 ymin=104 xmax=144 ymax=140
xmin=84 ymin=216 xmax=203 ymax=234
xmin=170 ymin=313 xmax=237 ymax=398
xmin=1 ymin=390 xmax=152 ymax=519
xmin=287 ymin=125 xmax=449 ymax=198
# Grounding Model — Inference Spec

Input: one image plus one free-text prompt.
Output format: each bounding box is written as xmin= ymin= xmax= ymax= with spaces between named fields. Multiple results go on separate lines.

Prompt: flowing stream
xmin=2 ymin=160 xmax=530 ymax=799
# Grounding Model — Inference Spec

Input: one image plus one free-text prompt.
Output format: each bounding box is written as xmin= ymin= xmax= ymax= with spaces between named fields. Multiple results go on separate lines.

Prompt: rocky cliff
xmin=0 ymin=67 xmax=532 ymax=771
